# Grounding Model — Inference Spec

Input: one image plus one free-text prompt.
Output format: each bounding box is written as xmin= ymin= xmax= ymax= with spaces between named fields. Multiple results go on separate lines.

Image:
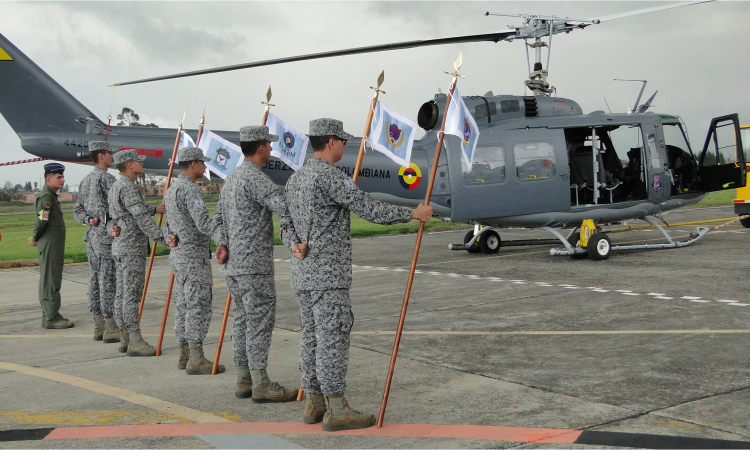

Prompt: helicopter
xmin=0 ymin=1 xmax=746 ymax=261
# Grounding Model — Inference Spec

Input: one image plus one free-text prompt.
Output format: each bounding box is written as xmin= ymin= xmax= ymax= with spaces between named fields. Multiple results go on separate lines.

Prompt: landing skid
xmin=548 ymin=216 xmax=709 ymax=259
xmin=448 ymin=225 xmax=559 ymax=254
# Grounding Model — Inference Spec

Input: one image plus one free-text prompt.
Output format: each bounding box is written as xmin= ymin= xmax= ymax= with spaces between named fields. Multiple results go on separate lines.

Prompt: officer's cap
xmin=307 ymin=118 xmax=353 ymax=140
xmin=89 ymin=141 xmax=113 ymax=153
xmin=113 ymin=149 xmax=146 ymax=165
xmin=177 ymin=146 xmax=211 ymax=163
xmin=240 ymin=125 xmax=279 ymax=143
xmin=44 ymin=162 xmax=65 ymax=175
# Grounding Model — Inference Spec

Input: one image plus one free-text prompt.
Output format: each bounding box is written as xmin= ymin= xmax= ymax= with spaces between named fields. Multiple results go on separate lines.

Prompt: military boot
xmin=127 ymin=329 xmax=156 ymax=357
xmin=303 ymin=393 xmax=327 ymax=424
xmin=44 ymin=317 xmax=74 ymax=329
xmin=322 ymin=395 xmax=376 ymax=432
xmin=177 ymin=343 xmax=190 ymax=370
xmin=118 ymin=328 xmax=130 ymax=353
xmin=250 ymin=370 xmax=298 ymax=403
xmin=102 ymin=317 xmax=120 ymax=343
xmin=92 ymin=315 xmax=105 ymax=341
xmin=185 ymin=346 xmax=225 ymax=375
xmin=235 ymin=366 xmax=253 ymax=399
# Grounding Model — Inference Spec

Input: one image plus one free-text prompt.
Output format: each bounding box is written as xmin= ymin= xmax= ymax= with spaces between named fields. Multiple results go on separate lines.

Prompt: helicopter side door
xmin=696 ymin=114 xmax=747 ymax=192
xmin=643 ymin=122 xmax=671 ymax=202
xmin=448 ymin=127 xmax=570 ymax=221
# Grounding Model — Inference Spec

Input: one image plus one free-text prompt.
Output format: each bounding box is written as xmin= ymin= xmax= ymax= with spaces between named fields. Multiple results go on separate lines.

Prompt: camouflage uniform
xmin=165 ymin=168 xmax=223 ymax=348
xmin=74 ymin=166 xmax=117 ymax=319
xmin=216 ymin=156 xmax=299 ymax=370
xmin=109 ymin=174 xmax=169 ymax=332
xmin=285 ymin=156 xmax=412 ymax=395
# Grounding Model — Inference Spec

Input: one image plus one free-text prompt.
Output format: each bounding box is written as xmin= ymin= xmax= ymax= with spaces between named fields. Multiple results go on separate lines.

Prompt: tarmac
xmin=0 ymin=205 xmax=748 ymax=449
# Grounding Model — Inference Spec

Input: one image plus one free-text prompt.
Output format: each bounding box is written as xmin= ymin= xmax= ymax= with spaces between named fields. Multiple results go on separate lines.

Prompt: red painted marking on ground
xmin=44 ymin=421 xmax=581 ymax=443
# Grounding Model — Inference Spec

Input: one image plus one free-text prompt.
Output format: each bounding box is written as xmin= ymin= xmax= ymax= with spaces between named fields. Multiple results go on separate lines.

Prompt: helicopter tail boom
xmin=0 ymin=33 xmax=102 ymax=137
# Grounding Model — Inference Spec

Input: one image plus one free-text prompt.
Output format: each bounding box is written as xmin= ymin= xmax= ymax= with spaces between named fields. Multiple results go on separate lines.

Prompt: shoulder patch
xmin=43 ymin=201 xmax=51 ymax=209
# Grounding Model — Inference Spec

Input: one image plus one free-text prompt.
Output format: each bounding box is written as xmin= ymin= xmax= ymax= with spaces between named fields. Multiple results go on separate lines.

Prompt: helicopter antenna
xmin=604 ymin=97 xmax=612 ymax=114
xmin=636 ymin=91 xmax=658 ymax=113
xmin=614 ymin=79 xmax=647 ymax=113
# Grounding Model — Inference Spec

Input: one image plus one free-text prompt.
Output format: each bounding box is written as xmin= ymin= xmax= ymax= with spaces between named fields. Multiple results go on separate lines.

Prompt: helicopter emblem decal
xmin=398 ymin=162 xmax=422 ymax=190
xmin=652 ymin=174 xmax=662 ymax=192
xmin=387 ymin=122 xmax=406 ymax=148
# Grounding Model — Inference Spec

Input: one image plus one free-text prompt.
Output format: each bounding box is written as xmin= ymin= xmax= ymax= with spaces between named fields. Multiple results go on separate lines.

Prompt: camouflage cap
xmin=113 ymin=149 xmax=146 ymax=165
xmin=240 ymin=125 xmax=279 ymax=143
xmin=307 ymin=118 xmax=353 ymax=140
xmin=88 ymin=141 xmax=113 ymax=153
xmin=177 ymin=146 xmax=211 ymax=163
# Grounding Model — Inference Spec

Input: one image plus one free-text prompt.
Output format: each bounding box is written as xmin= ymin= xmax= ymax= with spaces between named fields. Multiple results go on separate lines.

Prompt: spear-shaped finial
xmin=369 ymin=70 xmax=386 ymax=96
xmin=262 ymin=85 xmax=275 ymax=111
xmin=444 ymin=52 xmax=466 ymax=85
xmin=180 ymin=111 xmax=186 ymax=127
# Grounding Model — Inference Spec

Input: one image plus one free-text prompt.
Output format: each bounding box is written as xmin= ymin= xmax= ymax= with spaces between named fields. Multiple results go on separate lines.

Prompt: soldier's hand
xmin=167 ymin=235 xmax=179 ymax=248
xmin=110 ymin=226 xmax=121 ymax=237
xmin=155 ymin=202 xmax=166 ymax=214
xmin=412 ymin=203 xmax=434 ymax=222
xmin=215 ymin=245 xmax=228 ymax=264
xmin=292 ymin=243 xmax=308 ymax=260
xmin=27 ymin=237 xmax=37 ymax=247
xmin=89 ymin=217 xmax=100 ymax=227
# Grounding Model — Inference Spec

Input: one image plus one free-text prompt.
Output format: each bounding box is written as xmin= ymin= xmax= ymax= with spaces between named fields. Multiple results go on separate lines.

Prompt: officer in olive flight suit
xmin=29 ymin=162 xmax=74 ymax=329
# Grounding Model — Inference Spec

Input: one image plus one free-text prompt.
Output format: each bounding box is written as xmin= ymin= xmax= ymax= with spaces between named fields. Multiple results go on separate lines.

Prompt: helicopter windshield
xmin=460 ymin=144 xmax=507 ymax=185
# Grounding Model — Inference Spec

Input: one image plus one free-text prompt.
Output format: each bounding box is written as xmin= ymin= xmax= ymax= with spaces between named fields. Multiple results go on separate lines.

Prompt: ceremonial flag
xmin=367 ymin=101 xmax=417 ymax=168
xmin=266 ymin=112 xmax=309 ymax=171
xmin=444 ymin=88 xmax=480 ymax=171
xmin=179 ymin=131 xmax=210 ymax=180
xmin=198 ymin=130 xmax=243 ymax=180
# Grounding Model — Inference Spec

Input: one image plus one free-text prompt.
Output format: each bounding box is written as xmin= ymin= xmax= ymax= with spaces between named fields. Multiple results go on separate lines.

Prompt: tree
xmin=33 ymin=181 xmax=38 ymax=190
xmin=117 ymin=107 xmax=159 ymax=128
xmin=25 ymin=182 xmax=32 ymax=191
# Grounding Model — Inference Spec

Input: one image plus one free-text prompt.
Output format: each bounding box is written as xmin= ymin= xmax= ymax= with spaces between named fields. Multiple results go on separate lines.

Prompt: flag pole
xmin=352 ymin=71 xmax=385 ymax=183
xmin=156 ymin=112 xmax=206 ymax=356
xmin=376 ymin=53 xmax=464 ymax=428
xmin=212 ymin=86 xmax=273 ymax=375
xmin=295 ymin=73 xmax=386 ymax=399
xmin=138 ymin=112 xmax=185 ymax=323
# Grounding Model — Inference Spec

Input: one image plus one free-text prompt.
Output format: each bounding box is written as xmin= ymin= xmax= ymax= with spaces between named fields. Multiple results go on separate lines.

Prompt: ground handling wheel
xmin=567 ymin=233 xmax=587 ymax=259
xmin=479 ymin=230 xmax=501 ymax=254
xmin=587 ymin=232 xmax=612 ymax=261
xmin=740 ymin=216 xmax=750 ymax=228
xmin=464 ymin=231 xmax=481 ymax=253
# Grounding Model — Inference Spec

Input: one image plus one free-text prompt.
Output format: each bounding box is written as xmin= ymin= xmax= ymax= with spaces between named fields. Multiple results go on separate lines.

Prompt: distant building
xmin=21 ymin=193 xmax=36 ymax=203
xmin=58 ymin=192 xmax=73 ymax=202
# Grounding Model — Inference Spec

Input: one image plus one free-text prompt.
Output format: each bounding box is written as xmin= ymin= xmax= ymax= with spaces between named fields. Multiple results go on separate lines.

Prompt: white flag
xmin=197 ymin=130 xmax=243 ymax=180
xmin=266 ymin=113 xmax=309 ymax=171
xmin=444 ymin=88 xmax=480 ymax=171
xmin=367 ymin=101 xmax=417 ymax=168
xmin=179 ymin=131 xmax=210 ymax=180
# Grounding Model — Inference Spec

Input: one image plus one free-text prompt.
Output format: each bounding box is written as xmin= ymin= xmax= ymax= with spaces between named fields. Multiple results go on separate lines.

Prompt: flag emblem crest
xmin=387 ymin=123 xmax=404 ymax=148
xmin=462 ymin=116 xmax=472 ymax=145
xmin=215 ymin=147 xmax=231 ymax=168
xmin=283 ymin=132 xmax=295 ymax=149
xmin=398 ymin=163 xmax=422 ymax=190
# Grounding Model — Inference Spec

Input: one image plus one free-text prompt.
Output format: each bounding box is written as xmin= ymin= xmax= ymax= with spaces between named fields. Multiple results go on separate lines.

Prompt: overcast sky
xmin=1 ymin=1 xmax=748 ymax=187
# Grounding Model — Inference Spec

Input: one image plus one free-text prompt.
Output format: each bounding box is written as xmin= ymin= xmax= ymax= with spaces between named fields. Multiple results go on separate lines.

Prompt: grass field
xmin=0 ymin=189 xmax=738 ymax=264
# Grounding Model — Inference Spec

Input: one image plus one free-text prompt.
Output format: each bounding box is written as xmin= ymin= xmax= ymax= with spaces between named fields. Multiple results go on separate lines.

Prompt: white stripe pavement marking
xmin=622 ymin=293 xmax=641 ymax=296
xmin=655 ymin=296 xmax=673 ymax=300
xmin=718 ymin=300 xmax=737 ymax=303
xmin=682 ymin=296 xmax=702 ymax=300
xmin=729 ymin=303 xmax=750 ymax=307
xmin=647 ymin=293 xmax=666 ymax=296
xmin=690 ymin=300 xmax=711 ymax=303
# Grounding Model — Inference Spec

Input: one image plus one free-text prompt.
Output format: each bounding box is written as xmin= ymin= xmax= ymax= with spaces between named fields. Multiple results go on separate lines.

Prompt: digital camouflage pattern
xmin=165 ymin=174 xmax=222 ymax=347
xmin=227 ymin=274 xmax=276 ymax=369
xmin=283 ymin=157 xmax=412 ymax=290
xmin=75 ymin=166 xmax=117 ymax=318
xmin=296 ymin=289 xmax=353 ymax=395
xmin=109 ymin=175 xmax=167 ymax=331
xmin=215 ymin=160 xmax=299 ymax=276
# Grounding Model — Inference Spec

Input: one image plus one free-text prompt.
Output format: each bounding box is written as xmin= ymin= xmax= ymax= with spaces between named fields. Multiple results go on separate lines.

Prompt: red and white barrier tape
xmin=0 ymin=157 xmax=47 ymax=167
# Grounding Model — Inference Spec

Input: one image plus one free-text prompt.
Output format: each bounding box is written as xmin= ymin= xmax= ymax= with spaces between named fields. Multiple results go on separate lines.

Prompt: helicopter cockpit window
xmin=647 ymin=134 xmax=660 ymax=169
xmin=473 ymin=102 xmax=497 ymax=121
xmin=461 ymin=144 xmax=506 ymax=185
xmin=513 ymin=141 xmax=556 ymax=182
xmin=663 ymin=123 xmax=698 ymax=194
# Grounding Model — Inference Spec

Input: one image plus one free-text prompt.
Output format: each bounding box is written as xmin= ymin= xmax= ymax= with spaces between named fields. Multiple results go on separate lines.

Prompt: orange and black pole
xmin=376 ymin=53 xmax=464 ymax=428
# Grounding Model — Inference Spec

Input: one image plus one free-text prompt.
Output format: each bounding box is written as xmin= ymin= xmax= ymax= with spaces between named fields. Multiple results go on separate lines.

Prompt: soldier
xmin=284 ymin=119 xmax=432 ymax=431
xmin=28 ymin=163 xmax=74 ymax=329
xmin=164 ymin=146 xmax=226 ymax=375
xmin=74 ymin=141 xmax=120 ymax=343
xmin=108 ymin=149 xmax=173 ymax=356
xmin=214 ymin=125 xmax=303 ymax=402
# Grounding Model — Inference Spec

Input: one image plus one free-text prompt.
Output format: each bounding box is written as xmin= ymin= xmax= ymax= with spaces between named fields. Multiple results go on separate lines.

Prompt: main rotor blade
xmin=594 ymin=0 xmax=715 ymax=23
xmin=111 ymin=31 xmax=516 ymax=87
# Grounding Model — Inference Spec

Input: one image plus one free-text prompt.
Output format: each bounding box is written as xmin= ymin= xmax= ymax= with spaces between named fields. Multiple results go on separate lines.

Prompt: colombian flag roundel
xmin=398 ymin=163 xmax=422 ymax=190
